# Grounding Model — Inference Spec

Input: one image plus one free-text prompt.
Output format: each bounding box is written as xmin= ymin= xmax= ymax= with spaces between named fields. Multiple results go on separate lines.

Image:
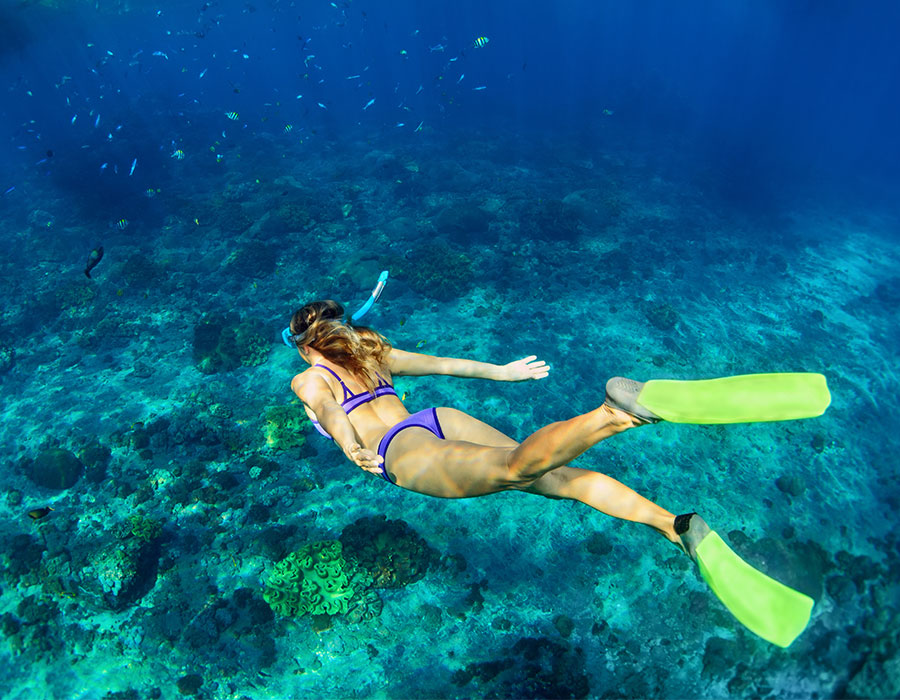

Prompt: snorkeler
xmin=285 ymin=287 xmax=829 ymax=647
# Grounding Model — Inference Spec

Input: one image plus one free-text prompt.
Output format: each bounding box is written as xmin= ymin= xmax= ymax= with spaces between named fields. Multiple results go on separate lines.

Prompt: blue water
xmin=1 ymin=1 xmax=899 ymax=698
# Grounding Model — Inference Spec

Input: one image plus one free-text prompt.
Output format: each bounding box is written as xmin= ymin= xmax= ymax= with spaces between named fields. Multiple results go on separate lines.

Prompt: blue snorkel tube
xmin=282 ymin=270 xmax=389 ymax=347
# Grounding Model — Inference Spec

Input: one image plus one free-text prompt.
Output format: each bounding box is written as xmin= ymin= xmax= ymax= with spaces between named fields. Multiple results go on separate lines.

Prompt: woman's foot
xmin=604 ymin=377 xmax=662 ymax=424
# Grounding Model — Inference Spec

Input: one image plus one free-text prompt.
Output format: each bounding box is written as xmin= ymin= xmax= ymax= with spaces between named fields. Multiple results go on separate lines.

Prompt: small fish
xmin=84 ymin=245 xmax=104 ymax=278
xmin=415 ymin=121 xmax=423 ymax=132
xmin=429 ymin=44 xmax=445 ymax=52
xmin=401 ymin=392 xmax=409 ymax=401
xmin=317 ymin=102 xmax=327 ymax=110
xmin=152 ymin=51 xmax=169 ymax=60
xmin=415 ymin=340 xmax=427 ymax=349
xmin=199 ymin=68 xmax=208 ymax=78
xmin=225 ymin=111 xmax=239 ymax=120
xmin=283 ymin=124 xmax=293 ymax=133
xmin=71 ymin=114 xmax=77 ymax=125
xmin=145 ymin=188 xmax=158 ymax=198
xmin=602 ymin=109 xmax=614 ymax=116
xmin=28 ymin=506 xmax=54 ymax=521
xmin=415 ymin=84 xmax=424 ymax=95
xmin=473 ymin=86 xmax=487 ymax=91
xmin=3 ymin=186 xmax=14 ymax=195
xmin=304 ymin=55 xmax=316 ymax=67
xmin=115 ymin=218 xmax=129 ymax=230
xmin=216 ymin=154 xmax=224 ymax=163
xmin=129 ymin=158 xmax=137 ymax=176
xmin=363 ymin=98 xmax=375 ymax=110
xmin=473 ymin=36 xmax=489 ymax=48
xmin=100 ymin=162 xmax=108 ymax=172
xmin=395 ymin=122 xmax=405 ymax=128
xmin=94 ymin=114 xmax=100 ymax=128
xmin=171 ymin=149 xmax=185 ymax=159
xmin=345 ymin=74 xmax=361 ymax=80
xmin=457 ymin=73 xmax=465 ymax=84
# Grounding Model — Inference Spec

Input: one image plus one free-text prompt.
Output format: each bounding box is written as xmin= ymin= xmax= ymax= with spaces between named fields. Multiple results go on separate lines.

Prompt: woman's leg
xmin=389 ymin=405 xmax=643 ymax=498
xmin=522 ymin=467 xmax=680 ymax=544
xmin=504 ymin=404 xmax=643 ymax=484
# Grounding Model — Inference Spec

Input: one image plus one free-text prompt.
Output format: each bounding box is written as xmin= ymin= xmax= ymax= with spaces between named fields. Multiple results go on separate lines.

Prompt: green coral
xmin=55 ymin=280 xmax=96 ymax=312
xmin=263 ymin=404 xmax=309 ymax=451
xmin=127 ymin=514 xmax=162 ymax=543
xmin=263 ymin=541 xmax=358 ymax=617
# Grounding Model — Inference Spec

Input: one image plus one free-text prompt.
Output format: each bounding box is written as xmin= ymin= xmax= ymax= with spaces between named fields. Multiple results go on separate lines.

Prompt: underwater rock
xmin=702 ymin=636 xmax=739 ymax=679
xmin=0 ymin=342 xmax=14 ymax=374
xmin=4 ymin=534 xmax=45 ymax=580
xmin=825 ymin=574 xmax=856 ymax=605
xmin=553 ymin=614 xmax=575 ymax=638
xmin=847 ymin=652 xmax=900 ymax=699
xmin=86 ymin=537 xmax=161 ymax=610
xmin=24 ymin=447 xmax=84 ymax=490
xmin=79 ymin=440 xmax=112 ymax=483
xmin=518 ymin=198 xmax=581 ymax=241
xmin=340 ymin=515 xmax=437 ymax=589
xmin=193 ymin=312 xmax=270 ymax=374
xmin=643 ymin=301 xmax=680 ymax=332
xmin=561 ymin=188 xmax=623 ymax=230
xmin=453 ymin=636 xmax=589 ymax=699
xmin=224 ymin=240 xmax=278 ymax=279
xmin=401 ymin=240 xmax=474 ymax=301
xmin=119 ymin=253 xmax=166 ymax=288
xmin=176 ymin=674 xmax=204 ymax=696
xmin=433 ymin=202 xmax=495 ymax=243
xmin=585 ymin=531 xmax=613 ymax=556
xmin=775 ymin=473 xmax=806 ymax=497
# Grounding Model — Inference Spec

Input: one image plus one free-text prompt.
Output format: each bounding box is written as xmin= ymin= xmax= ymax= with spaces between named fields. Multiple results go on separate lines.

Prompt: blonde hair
xmin=288 ymin=300 xmax=392 ymax=393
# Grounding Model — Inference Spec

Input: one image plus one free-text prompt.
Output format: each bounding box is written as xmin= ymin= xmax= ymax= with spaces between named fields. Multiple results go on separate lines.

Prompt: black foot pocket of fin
xmin=605 ymin=377 xmax=663 ymax=423
xmin=674 ymin=512 xmax=712 ymax=560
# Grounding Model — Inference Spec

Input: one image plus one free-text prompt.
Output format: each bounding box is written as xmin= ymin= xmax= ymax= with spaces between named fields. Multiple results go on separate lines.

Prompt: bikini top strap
xmin=314 ymin=363 xmax=353 ymax=402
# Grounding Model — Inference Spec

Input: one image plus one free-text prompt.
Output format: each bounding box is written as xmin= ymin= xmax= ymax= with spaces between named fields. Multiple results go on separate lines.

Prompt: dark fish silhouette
xmin=84 ymin=245 xmax=104 ymax=278
xmin=28 ymin=506 xmax=54 ymax=520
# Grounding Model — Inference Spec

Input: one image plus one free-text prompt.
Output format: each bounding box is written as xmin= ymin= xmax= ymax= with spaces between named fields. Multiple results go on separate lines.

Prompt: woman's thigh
xmin=435 ymin=407 xmax=519 ymax=447
xmin=386 ymin=427 xmax=515 ymax=498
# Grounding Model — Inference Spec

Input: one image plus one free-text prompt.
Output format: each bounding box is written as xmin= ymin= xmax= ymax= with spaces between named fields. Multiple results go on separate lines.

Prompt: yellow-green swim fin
xmin=607 ymin=373 xmax=831 ymax=424
xmin=676 ymin=514 xmax=814 ymax=647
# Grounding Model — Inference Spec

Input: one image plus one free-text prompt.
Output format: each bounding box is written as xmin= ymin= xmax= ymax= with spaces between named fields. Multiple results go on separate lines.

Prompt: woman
xmin=287 ymin=299 xmax=692 ymax=551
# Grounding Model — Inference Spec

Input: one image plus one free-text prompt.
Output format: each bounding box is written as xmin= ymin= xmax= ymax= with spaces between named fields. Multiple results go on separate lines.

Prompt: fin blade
xmin=637 ymin=373 xmax=831 ymax=424
xmin=695 ymin=531 xmax=814 ymax=647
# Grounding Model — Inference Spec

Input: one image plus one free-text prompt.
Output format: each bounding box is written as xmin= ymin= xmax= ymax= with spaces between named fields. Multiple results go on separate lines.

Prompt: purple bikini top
xmin=309 ymin=363 xmax=398 ymax=440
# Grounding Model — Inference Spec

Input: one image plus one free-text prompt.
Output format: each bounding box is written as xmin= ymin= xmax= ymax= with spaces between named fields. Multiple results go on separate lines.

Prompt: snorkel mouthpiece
xmin=282 ymin=270 xmax=389 ymax=347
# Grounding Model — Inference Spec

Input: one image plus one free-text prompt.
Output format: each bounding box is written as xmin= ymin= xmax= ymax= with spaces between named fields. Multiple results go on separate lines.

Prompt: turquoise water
xmin=1 ymin=2 xmax=899 ymax=699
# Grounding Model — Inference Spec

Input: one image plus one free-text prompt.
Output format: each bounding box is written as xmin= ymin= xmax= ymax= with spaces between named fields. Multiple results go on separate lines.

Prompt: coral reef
xmin=192 ymin=312 xmax=270 ymax=374
xmin=262 ymin=404 xmax=311 ymax=452
xmin=399 ymin=240 xmax=474 ymax=301
xmin=340 ymin=515 xmax=437 ymax=589
xmin=263 ymin=540 xmax=366 ymax=618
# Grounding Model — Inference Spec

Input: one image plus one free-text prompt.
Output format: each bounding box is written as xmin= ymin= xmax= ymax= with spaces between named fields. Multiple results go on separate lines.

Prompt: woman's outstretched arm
xmin=388 ymin=348 xmax=549 ymax=382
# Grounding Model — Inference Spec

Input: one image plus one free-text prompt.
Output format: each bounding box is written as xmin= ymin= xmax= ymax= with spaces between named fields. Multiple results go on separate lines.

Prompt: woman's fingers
xmin=521 ymin=356 xmax=549 ymax=379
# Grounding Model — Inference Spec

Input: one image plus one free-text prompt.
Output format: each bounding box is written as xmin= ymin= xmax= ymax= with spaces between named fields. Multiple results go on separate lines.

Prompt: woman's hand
xmin=343 ymin=442 xmax=385 ymax=474
xmin=502 ymin=355 xmax=550 ymax=381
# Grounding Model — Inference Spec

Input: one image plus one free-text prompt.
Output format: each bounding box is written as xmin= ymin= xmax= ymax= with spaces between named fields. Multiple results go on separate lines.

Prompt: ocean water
xmin=1 ymin=1 xmax=898 ymax=698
